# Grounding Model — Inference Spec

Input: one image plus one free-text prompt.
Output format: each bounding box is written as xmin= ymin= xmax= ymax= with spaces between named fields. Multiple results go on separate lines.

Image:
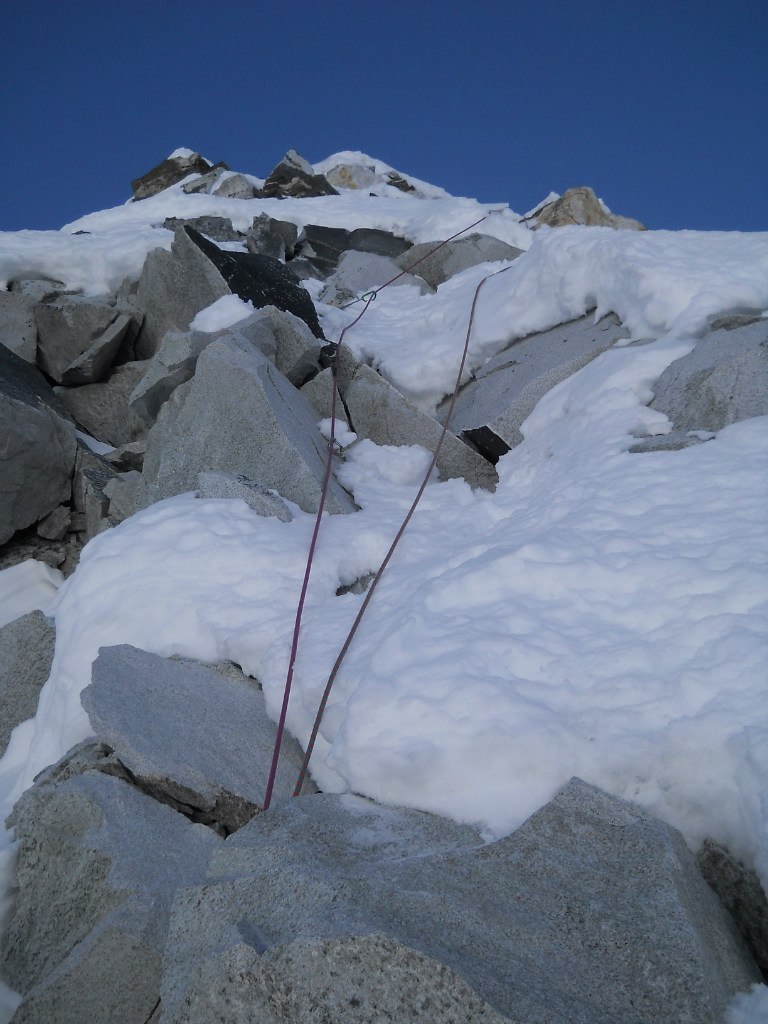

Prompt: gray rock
xmin=0 ymin=344 xmax=77 ymax=545
xmin=300 ymin=366 xmax=349 ymax=425
xmin=131 ymin=151 xmax=213 ymax=201
xmin=441 ymin=312 xmax=629 ymax=459
xmin=162 ymin=935 xmax=509 ymax=1024
xmin=129 ymin=309 xmax=310 ymax=427
xmin=649 ymin=318 xmax=768 ymax=432
xmin=9 ymin=278 xmax=66 ymax=303
xmin=0 ymin=610 xmax=55 ymax=756
xmin=528 ymin=186 xmax=645 ymax=230
xmin=261 ymin=150 xmax=337 ymax=199
xmin=325 ymin=161 xmax=378 ymax=191
xmin=197 ymin=472 xmax=292 ymax=522
xmin=181 ymin=165 xmax=228 ymax=195
xmin=699 ymin=839 xmax=768 ymax=979
xmin=246 ymin=214 xmax=301 ymax=261
xmin=104 ymin=439 xmax=147 ymax=472
xmin=320 ymin=250 xmax=429 ymax=307
xmin=140 ymin=337 xmax=356 ymax=515
xmin=185 ymin=228 xmax=324 ymax=339
xmin=2 ymin=768 xmax=219 ymax=1024
xmin=56 ymin=359 xmax=149 ymax=447
xmin=348 ymin=227 xmax=412 ymax=260
xmin=59 ymin=312 xmax=134 ymax=385
xmin=396 ymin=233 xmax=523 ymax=289
xmin=211 ymin=172 xmax=259 ymax=200
xmin=343 ymin=363 xmax=497 ymax=491
xmin=707 ymin=311 xmax=765 ymax=331
xmin=163 ymin=216 xmax=242 ymax=243
xmin=129 ymin=329 xmax=222 ymax=424
xmin=0 ymin=291 xmax=37 ymax=362
xmin=134 ymin=227 xmax=232 ymax=358
xmin=103 ymin=471 xmax=144 ymax=524
xmin=81 ymin=645 xmax=311 ymax=832
xmin=161 ymin=780 xmax=759 ymax=1024
xmin=35 ymin=505 xmax=71 ymax=541
xmin=71 ymin=443 xmax=120 ymax=539
xmin=34 ymin=296 xmax=120 ymax=384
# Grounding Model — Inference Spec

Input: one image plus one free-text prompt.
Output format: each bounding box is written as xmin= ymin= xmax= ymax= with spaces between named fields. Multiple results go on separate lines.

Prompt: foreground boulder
xmin=81 ymin=645 xmax=310 ymax=832
xmin=0 ymin=345 xmax=77 ymax=544
xmin=0 ymin=292 xmax=37 ymax=362
xmin=2 ymin=764 xmax=220 ymax=1024
xmin=159 ymin=779 xmax=758 ymax=1023
xmin=34 ymin=296 xmax=127 ymax=385
xmin=441 ymin=312 xmax=629 ymax=459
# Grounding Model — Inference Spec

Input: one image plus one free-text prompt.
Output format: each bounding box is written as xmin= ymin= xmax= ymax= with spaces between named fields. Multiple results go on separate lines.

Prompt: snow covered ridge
xmin=0 ymin=148 xmax=767 ymax=1020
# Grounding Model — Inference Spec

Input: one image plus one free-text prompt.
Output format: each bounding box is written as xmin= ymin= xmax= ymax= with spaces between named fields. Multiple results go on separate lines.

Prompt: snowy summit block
xmin=81 ymin=645 xmax=311 ymax=832
xmin=529 ymin=186 xmax=645 ymax=230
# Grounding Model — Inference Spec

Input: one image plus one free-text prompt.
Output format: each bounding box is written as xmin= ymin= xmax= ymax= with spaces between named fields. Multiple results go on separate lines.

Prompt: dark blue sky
xmin=3 ymin=1 xmax=766 ymax=233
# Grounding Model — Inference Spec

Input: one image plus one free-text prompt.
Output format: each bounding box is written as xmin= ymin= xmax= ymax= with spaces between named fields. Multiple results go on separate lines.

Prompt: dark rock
xmin=396 ymin=233 xmax=523 ymax=290
xmin=161 ymin=779 xmax=759 ymax=1024
xmin=140 ymin=337 xmax=356 ymax=515
xmin=162 ymin=216 xmax=242 ymax=243
xmin=81 ymin=645 xmax=313 ymax=832
xmin=0 ymin=610 xmax=55 ymax=756
xmin=699 ymin=839 xmax=768 ymax=980
xmin=185 ymin=227 xmax=324 ymax=339
xmin=104 ymin=440 xmax=146 ymax=472
xmin=440 ymin=313 xmax=629 ymax=457
xmin=246 ymin=214 xmax=301 ymax=261
xmin=293 ymin=223 xmax=353 ymax=277
xmin=385 ymin=170 xmax=416 ymax=193
xmin=343 ymin=363 xmax=498 ymax=491
xmin=34 ymin=296 xmax=120 ymax=384
xmin=527 ymin=186 xmax=645 ymax=230
xmin=0 ymin=291 xmax=37 ymax=362
xmin=261 ymin=149 xmax=337 ymax=199
xmin=71 ymin=442 xmax=120 ymax=539
xmin=56 ymin=360 xmax=149 ymax=447
xmin=0 ymin=344 xmax=77 ymax=545
xmin=649 ymin=318 xmax=768 ymax=432
xmin=348 ymin=226 xmax=411 ymax=260
xmin=131 ymin=151 xmax=213 ymax=201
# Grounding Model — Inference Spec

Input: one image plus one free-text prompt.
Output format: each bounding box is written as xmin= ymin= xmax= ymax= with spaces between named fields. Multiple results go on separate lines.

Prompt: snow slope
xmin=1 ymin=153 xmax=767 ymax=1018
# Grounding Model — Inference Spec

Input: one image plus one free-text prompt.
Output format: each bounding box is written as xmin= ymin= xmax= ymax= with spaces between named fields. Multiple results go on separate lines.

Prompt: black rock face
xmin=184 ymin=228 xmax=324 ymax=339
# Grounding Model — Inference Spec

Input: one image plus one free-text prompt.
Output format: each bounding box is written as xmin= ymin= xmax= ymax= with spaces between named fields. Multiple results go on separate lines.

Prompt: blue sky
xmin=3 ymin=0 xmax=766 ymax=232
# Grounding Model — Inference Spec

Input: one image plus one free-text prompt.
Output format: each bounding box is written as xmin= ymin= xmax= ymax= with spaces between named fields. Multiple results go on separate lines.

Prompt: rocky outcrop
xmin=5 ymin=760 xmax=756 ymax=1024
xmin=131 ymin=151 xmax=215 ymax=201
xmin=139 ymin=337 xmax=357 ymax=515
xmin=0 ymin=345 xmax=77 ymax=545
xmin=527 ymin=186 xmax=645 ymax=230
xmin=397 ymin=233 xmax=523 ymax=289
xmin=0 ymin=610 xmax=55 ymax=756
xmin=649 ymin=317 xmax=768 ymax=432
xmin=261 ymin=149 xmax=337 ymax=200
xmin=440 ymin=312 xmax=629 ymax=460
xmin=0 ymin=292 xmax=37 ymax=362
xmin=81 ymin=645 xmax=311 ymax=832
